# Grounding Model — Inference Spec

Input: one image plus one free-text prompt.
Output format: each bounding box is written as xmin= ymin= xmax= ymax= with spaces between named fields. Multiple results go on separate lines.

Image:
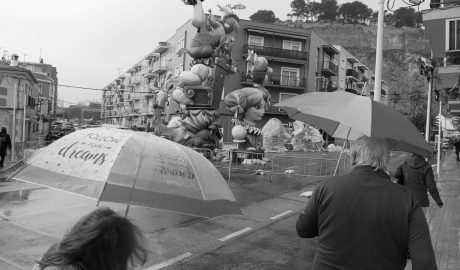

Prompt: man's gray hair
xmin=350 ymin=136 xmax=390 ymax=171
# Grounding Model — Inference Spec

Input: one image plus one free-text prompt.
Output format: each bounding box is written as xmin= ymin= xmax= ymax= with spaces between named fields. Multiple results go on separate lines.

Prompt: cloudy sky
xmin=0 ymin=0 xmax=430 ymax=106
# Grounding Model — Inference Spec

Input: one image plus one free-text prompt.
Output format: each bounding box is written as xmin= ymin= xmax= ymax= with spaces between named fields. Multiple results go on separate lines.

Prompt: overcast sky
xmin=0 ymin=0 xmax=430 ymax=106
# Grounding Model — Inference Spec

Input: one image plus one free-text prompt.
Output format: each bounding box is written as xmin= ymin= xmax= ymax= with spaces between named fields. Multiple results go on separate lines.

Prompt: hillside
xmin=278 ymin=22 xmax=436 ymax=130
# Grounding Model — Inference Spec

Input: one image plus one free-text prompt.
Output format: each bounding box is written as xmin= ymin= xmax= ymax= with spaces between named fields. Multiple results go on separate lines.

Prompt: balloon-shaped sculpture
xmin=291 ymin=120 xmax=308 ymax=152
xmin=305 ymin=124 xmax=325 ymax=151
xmin=261 ymin=118 xmax=291 ymax=152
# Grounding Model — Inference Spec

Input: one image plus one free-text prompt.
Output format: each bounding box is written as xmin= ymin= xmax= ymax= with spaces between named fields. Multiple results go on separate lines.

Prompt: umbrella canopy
xmin=275 ymin=91 xmax=432 ymax=157
xmin=12 ymin=127 xmax=240 ymax=218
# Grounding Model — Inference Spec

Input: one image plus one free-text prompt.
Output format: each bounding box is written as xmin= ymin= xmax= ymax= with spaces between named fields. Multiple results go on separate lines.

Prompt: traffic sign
xmin=451 ymin=116 xmax=460 ymax=129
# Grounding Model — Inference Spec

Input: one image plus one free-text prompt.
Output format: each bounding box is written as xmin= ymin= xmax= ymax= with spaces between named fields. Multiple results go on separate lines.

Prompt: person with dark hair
xmin=394 ymin=154 xmax=443 ymax=212
xmin=0 ymin=127 xmax=12 ymax=167
xmin=33 ymin=207 xmax=148 ymax=270
xmin=296 ymin=136 xmax=437 ymax=270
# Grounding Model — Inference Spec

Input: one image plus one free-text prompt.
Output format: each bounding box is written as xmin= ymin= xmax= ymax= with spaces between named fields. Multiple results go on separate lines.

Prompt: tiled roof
xmin=0 ymin=64 xmax=38 ymax=83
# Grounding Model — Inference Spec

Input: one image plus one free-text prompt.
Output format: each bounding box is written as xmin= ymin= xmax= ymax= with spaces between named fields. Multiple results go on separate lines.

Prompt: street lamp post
xmin=436 ymin=98 xmax=442 ymax=174
xmin=373 ymin=0 xmax=385 ymax=102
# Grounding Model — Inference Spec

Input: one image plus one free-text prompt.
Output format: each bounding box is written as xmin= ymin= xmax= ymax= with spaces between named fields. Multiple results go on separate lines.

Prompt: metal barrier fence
xmin=211 ymin=149 xmax=352 ymax=184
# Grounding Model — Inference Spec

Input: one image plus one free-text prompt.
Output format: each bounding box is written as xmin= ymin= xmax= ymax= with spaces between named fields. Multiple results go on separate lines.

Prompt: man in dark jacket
xmin=296 ymin=136 xmax=437 ymax=270
xmin=0 ymin=127 xmax=12 ymax=168
xmin=454 ymin=136 xmax=460 ymax=162
xmin=394 ymin=154 xmax=443 ymax=211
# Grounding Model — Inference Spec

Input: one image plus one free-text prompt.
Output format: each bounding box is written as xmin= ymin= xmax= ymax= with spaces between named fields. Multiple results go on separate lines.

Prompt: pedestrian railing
xmin=211 ymin=149 xmax=352 ymax=184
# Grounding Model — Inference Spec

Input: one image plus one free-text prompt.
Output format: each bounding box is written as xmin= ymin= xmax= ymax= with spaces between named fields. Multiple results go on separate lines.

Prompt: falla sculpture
xmin=151 ymin=0 xmax=239 ymax=150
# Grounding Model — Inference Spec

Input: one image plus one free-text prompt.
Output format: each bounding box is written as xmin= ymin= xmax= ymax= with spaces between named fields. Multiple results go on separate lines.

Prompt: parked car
xmin=442 ymin=138 xmax=451 ymax=149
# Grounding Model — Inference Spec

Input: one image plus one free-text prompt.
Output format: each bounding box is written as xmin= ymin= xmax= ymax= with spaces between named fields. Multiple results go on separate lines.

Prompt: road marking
xmin=270 ymin=210 xmax=293 ymax=220
xmin=13 ymin=203 xmax=89 ymax=219
xmin=145 ymin=252 xmax=193 ymax=270
xmin=0 ymin=255 xmax=25 ymax=270
xmin=219 ymin=227 xmax=252 ymax=242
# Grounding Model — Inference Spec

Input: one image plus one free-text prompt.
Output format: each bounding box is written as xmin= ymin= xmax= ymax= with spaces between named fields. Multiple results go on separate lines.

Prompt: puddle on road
xmin=0 ymin=189 xmax=36 ymax=202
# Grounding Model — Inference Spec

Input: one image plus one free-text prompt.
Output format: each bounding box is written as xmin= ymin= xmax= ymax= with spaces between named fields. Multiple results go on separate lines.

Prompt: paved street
xmin=0 ymin=150 xmax=459 ymax=269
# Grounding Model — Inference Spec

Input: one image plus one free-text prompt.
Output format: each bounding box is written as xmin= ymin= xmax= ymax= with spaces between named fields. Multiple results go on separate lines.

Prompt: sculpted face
xmin=245 ymin=99 xmax=266 ymax=122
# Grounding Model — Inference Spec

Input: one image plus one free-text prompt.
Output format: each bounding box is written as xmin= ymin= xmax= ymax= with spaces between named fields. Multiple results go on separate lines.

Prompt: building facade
xmin=0 ymin=55 xmax=39 ymax=157
xmin=19 ymin=59 xmax=58 ymax=136
xmin=423 ymin=0 xmax=460 ymax=116
xmin=101 ymin=18 xmax=383 ymax=140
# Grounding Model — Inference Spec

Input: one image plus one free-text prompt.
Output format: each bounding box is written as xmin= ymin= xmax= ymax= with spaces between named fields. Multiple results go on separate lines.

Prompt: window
xmin=0 ymin=87 xmax=7 ymax=95
xmin=279 ymin=93 xmax=298 ymax=102
xmin=447 ymin=19 xmax=460 ymax=51
xmin=283 ymin=40 xmax=301 ymax=51
xmin=175 ymin=37 xmax=185 ymax=53
xmin=248 ymin=35 xmax=264 ymax=46
xmin=280 ymin=67 xmax=300 ymax=87
xmin=0 ymin=99 xmax=6 ymax=106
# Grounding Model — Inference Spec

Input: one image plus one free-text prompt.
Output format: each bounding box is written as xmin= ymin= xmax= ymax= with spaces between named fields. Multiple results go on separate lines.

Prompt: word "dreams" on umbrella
xmin=58 ymin=142 xmax=108 ymax=165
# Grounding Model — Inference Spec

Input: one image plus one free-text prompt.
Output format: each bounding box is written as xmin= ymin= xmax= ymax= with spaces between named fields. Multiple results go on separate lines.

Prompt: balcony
xmin=346 ymin=69 xmax=362 ymax=82
xmin=142 ymin=68 xmax=157 ymax=79
xmin=448 ymin=100 xmax=460 ymax=116
xmin=430 ymin=0 xmax=460 ymax=9
xmin=321 ymin=60 xmax=339 ymax=76
xmin=242 ymin=44 xmax=308 ymax=61
xmin=152 ymin=42 xmax=169 ymax=54
xmin=322 ymin=44 xmax=339 ymax=56
xmin=129 ymin=109 xmax=141 ymax=117
xmin=317 ymin=78 xmax=337 ymax=92
xmin=151 ymin=61 xmax=169 ymax=74
xmin=241 ymin=72 xmax=307 ymax=89
xmin=446 ymin=51 xmax=460 ymax=65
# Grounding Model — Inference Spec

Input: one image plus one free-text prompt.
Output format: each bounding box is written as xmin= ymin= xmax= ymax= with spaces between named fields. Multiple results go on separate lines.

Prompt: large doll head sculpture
xmin=224 ymin=87 xmax=270 ymax=150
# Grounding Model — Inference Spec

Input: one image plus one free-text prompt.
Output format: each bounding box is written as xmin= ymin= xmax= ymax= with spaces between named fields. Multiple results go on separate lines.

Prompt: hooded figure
xmin=394 ymin=154 xmax=443 ymax=208
xmin=0 ymin=127 xmax=12 ymax=168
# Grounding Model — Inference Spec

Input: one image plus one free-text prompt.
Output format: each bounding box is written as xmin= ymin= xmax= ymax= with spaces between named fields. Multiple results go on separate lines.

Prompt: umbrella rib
xmin=181 ymin=147 xmax=205 ymax=200
xmin=126 ymin=137 xmax=146 ymax=205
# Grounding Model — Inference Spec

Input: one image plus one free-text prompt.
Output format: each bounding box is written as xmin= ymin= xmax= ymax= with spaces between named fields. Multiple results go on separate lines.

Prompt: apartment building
xmin=101 ymin=18 xmax=379 ymax=140
xmin=21 ymin=59 xmax=58 ymax=135
xmin=102 ymin=19 xmax=196 ymax=128
xmin=0 ymin=55 xmax=39 ymax=155
xmin=423 ymin=0 xmax=460 ymax=116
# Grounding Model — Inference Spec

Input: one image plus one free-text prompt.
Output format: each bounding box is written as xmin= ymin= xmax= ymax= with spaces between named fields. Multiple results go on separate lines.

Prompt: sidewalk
xmin=406 ymin=150 xmax=460 ymax=270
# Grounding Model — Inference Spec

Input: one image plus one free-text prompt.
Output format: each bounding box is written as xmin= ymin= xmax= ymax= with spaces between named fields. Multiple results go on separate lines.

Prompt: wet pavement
xmin=2 ymin=150 xmax=456 ymax=270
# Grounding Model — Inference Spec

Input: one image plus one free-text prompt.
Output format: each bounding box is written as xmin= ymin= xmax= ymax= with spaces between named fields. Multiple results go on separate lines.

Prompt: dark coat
xmin=296 ymin=165 xmax=437 ymax=270
xmin=0 ymin=132 xmax=11 ymax=154
xmin=394 ymin=155 xmax=443 ymax=207
xmin=454 ymin=137 xmax=460 ymax=153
